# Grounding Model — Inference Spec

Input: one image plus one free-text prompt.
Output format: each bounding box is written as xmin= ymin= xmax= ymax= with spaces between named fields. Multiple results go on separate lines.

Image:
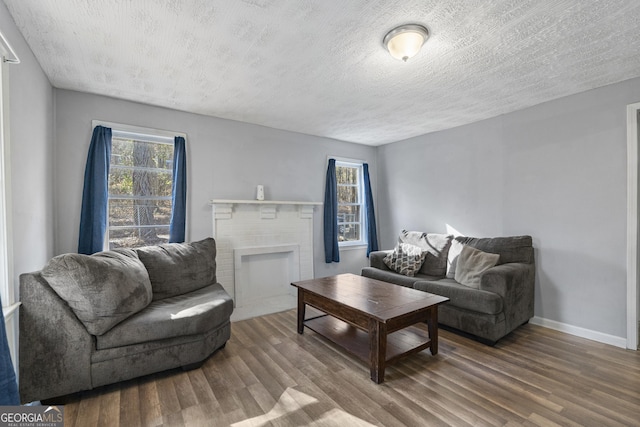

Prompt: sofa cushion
xmin=383 ymin=243 xmax=427 ymax=277
xmin=41 ymin=249 xmax=152 ymax=336
xmin=413 ymin=279 xmax=503 ymax=315
xmin=399 ymin=230 xmax=452 ymax=277
xmin=96 ymin=283 xmax=233 ymax=350
xmin=455 ymin=235 xmax=533 ymax=265
xmin=361 ymin=266 xmax=442 ymax=288
xmin=135 ymin=237 xmax=217 ymax=300
xmin=454 ymin=245 xmax=500 ymax=288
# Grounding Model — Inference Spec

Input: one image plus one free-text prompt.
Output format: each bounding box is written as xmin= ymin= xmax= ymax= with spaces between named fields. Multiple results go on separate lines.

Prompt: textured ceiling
xmin=5 ymin=0 xmax=640 ymax=146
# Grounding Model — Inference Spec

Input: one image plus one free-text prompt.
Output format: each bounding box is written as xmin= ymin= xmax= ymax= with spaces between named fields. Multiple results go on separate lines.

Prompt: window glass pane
xmin=108 ymin=167 xmax=133 ymax=196
xmin=337 ymin=185 xmax=359 ymax=204
xmin=108 ymin=199 xmax=172 ymax=249
xmin=109 ymin=167 xmax=172 ymax=197
xmin=111 ymin=138 xmax=132 ymax=166
xmin=109 ymin=199 xmax=172 ymax=227
xmin=108 ymin=137 xmax=173 ymax=249
xmin=338 ymin=224 xmax=360 ymax=242
xmin=132 ymin=168 xmax=173 ymax=197
xmin=111 ymin=138 xmax=173 ymax=170
xmin=108 ymin=226 xmax=170 ymax=250
xmin=338 ymin=205 xmax=360 ymax=223
xmin=336 ymin=166 xmax=358 ymax=185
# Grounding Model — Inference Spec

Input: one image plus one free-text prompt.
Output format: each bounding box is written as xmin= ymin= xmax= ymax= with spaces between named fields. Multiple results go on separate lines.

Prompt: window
xmin=107 ymin=131 xmax=174 ymax=249
xmin=1 ymin=36 xmax=20 ymax=381
xmin=0 ymin=58 xmax=10 ymax=306
xmin=335 ymin=161 xmax=365 ymax=246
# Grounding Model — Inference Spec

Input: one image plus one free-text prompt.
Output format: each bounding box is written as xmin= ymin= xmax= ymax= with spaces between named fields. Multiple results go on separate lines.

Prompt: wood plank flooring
xmin=54 ymin=309 xmax=640 ymax=426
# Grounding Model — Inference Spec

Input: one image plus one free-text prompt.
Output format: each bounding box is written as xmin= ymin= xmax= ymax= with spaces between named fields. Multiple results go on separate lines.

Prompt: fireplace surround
xmin=211 ymin=199 xmax=321 ymax=320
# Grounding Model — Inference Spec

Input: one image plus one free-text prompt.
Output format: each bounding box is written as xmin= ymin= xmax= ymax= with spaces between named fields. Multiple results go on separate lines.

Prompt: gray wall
xmin=53 ymin=90 xmax=377 ymax=278
xmin=1 ymin=2 xmax=54 ymax=297
xmin=378 ymin=78 xmax=639 ymax=339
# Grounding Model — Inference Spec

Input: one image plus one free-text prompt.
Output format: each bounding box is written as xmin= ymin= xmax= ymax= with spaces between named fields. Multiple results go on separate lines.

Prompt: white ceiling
xmin=5 ymin=0 xmax=640 ymax=146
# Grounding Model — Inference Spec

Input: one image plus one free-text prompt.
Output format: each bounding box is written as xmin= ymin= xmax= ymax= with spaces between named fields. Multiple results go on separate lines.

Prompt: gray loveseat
xmin=19 ymin=237 xmax=233 ymax=403
xmin=362 ymin=234 xmax=534 ymax=344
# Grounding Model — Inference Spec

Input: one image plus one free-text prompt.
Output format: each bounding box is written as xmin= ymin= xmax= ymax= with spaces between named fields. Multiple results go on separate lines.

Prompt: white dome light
xmin=383 ymin=24 xmax=429 ymax=62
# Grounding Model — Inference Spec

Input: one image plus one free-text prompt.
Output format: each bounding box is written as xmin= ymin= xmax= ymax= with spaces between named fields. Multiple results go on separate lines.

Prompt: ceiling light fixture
xmin=383 ymin=24 xmax=429 ymax=62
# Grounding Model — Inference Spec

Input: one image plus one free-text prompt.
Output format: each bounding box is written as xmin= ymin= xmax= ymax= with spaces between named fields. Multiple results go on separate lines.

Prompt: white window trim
xmin=0 ymin=57 xmax=14 ymax=308
xmin=0 ymin=36 xmax=19 ymax=376
xmin=0 ymin=31 xmax=20 ymax=64
xmin=97 ymin=121 xmax=187 ymax=250
xmin=332 ymin=157 xmax=367 ymax=248
xmin=112 ymin=130 xmax=174 ymax=145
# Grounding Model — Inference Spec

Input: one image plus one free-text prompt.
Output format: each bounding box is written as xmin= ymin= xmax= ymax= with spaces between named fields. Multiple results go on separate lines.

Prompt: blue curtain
xmin=78 ymin=126 xmax=112 ymax=254
xmin=169 ymin=136 xmax=187 ymax=243
xmin=363 ymin=163 xmax=379 ymax=256
xmin=323 ymin=158 xmax=339 ymax=263
xmin=0 ymin=297 xmax=19 ymax=405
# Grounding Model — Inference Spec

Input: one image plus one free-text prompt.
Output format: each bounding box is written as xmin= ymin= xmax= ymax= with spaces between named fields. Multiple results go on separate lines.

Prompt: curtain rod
xmin=0 ymin=31 xmax=20 ymax=64
xmin=92 ymin=120 xmax=187 ymax=140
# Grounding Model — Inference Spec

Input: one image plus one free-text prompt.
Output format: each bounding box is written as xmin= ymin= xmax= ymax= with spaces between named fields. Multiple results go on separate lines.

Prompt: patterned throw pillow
xmin=383 ymin=243 xmax=428 ymax=277
xmin=399 ymin=230 xmax=453 ymax=277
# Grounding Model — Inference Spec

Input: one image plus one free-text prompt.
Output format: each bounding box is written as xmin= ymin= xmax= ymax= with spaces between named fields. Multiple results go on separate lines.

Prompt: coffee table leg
xmin=427 ymin=306 xmax=439 ymax=355
xmin=297 ymin=290 xmax=305 ymax=334
xmin=369 ymin=318 xmax=387 ymax=383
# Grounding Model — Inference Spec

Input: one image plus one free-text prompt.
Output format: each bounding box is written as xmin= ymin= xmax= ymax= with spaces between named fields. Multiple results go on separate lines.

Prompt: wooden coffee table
xmin=291 ymin=273 xmax=449 ymax=383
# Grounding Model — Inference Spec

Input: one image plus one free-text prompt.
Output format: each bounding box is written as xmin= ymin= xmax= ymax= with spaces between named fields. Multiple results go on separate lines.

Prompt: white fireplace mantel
xmin=210 ymin=199 xmax=322 ymax=220
xmin=211 ymin=199 xmax=322 ymax=205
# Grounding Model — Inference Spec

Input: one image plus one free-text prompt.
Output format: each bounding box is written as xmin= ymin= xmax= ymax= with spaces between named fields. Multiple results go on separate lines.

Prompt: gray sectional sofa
xmin=19 ymin=237 xmax=233 ymax=403
xmin=362 ymin=234 xmax=535 ymax=344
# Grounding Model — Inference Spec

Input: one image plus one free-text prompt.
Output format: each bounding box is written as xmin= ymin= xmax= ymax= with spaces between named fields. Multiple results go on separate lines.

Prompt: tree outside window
xmin=107 ymin=136 xmax=173 ymax=249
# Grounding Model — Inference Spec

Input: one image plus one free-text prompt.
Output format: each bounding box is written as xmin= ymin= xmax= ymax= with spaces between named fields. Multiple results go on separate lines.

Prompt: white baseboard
xmin=530 ymin=316 xmax=628 ymax=349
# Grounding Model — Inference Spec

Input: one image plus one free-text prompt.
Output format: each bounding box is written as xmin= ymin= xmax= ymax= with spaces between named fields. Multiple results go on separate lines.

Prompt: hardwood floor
xmin=56 ymin=309 xmax=640 ymax=426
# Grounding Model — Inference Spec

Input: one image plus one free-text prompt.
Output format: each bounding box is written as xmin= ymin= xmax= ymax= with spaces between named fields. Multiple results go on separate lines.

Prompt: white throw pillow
xmin=454 ymin=244 xmax=500 ymax=288
xmin=446 ymin=239 xmax=465 ymax=278
xmin=399 ymin=230 xmax=452 ymax=277
xmin=383 ymin=243 xmax=427 ymax=277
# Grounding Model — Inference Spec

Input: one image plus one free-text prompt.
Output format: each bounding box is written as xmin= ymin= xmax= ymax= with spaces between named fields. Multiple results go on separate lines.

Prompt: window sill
xmin=339 ymin=243 xmax=367 ymax=252
xmin=3 ymin=302 xmax=20 ymax=320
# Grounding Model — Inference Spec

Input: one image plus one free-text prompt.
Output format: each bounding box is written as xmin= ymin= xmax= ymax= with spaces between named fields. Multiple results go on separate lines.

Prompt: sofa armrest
xmin=479 ymin=262 xmax=535 ymax=329
xmin=479 ymin=263 xmax=532 ymax=296
xmin=369 ymin=250 xmax=393 ymax=270
xmin=19 ymin=272 xmax=93 ymax=403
